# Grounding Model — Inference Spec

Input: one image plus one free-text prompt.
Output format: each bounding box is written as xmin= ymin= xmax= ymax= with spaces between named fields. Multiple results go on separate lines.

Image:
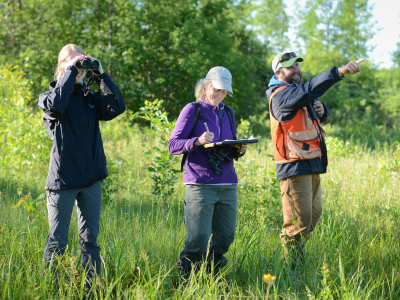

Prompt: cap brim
xmin=280 ymin=57 xmax=303 ymax=68
xmin=212 ymin=80 xmax=233 ymax=94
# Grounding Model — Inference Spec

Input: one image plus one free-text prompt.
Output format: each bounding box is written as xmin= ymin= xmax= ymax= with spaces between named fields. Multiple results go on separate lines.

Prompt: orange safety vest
xmin=269 ymin=86 xmax=324 ymax=164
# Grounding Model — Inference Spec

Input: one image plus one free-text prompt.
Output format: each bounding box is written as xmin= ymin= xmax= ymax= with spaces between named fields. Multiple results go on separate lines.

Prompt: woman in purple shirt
xmin=168 ymin=66 xmax=247 ymax=279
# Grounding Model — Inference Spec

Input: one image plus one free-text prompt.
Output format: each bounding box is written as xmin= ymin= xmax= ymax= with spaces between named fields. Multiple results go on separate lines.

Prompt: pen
xmin=204 ymin=122 xmax=210 ymax=132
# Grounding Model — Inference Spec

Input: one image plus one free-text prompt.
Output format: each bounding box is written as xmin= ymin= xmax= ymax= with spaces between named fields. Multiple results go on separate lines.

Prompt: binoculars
xmin=307 ymin=99 xmax=323 ymax=120
xmin=75 ymin=58 xmax=100 ymax=70
xmin=207 ymin=148 xmax=234 ymax=175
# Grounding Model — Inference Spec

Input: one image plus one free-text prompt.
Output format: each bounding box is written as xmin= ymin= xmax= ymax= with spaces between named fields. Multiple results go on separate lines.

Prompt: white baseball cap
xmin=271 ymin=51 xmax=303 ymax=72
xmin=206 ymin=66 xmax=233 ymax=94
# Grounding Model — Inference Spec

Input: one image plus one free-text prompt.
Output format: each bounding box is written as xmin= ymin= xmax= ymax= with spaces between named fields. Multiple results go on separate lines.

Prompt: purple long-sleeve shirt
xmin=168 ymin=100 xmax=239 ymax=184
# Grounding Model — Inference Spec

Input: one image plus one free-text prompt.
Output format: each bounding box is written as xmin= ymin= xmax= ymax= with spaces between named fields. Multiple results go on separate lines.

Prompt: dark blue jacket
xmin=265 ymin=67 xmax=343 ymax=181
xmin=38 ymin=65 xmax=126 ymax=190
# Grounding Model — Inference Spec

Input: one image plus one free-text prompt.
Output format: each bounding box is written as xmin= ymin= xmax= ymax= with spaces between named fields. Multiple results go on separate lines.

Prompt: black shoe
xmin=207 ymin=256 xmax=227 ymax=276
xmin=42 ymin=260 xmax=60 ymax=289
xmin=175 ymin=260 xmax=191 ymax=282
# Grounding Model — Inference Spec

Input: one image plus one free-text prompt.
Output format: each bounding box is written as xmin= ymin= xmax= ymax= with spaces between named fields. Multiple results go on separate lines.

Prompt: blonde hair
xmin=54 ymin=44 xmax=85 ymax=81
xmin=194 ymin=78 xmax=212 ymax=101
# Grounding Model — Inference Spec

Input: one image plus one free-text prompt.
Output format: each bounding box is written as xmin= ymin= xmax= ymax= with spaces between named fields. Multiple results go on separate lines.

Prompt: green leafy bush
xmin=0 ymin=65 xmax=50 ymax=177
xmin=325 ymin=136 xmax=355 ymax=159
xmin=134 ymin=99 xmax=180 ymax=200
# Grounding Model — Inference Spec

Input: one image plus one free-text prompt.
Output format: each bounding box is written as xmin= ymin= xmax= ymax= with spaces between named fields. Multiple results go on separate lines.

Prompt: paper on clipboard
xmin=203 ymin=135 xmax=258 ymax=148
xmin=223 ymin=135 xmax=256 ymax=142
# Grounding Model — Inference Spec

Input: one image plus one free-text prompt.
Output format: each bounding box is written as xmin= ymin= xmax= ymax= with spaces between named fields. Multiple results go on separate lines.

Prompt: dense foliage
xmin=1 ymin=0 xmax=399 ymax=143
xmin=0 ymin=65 xmax=49 ymax=175
xmin=0 ymin=0 xmax=273 ymax=118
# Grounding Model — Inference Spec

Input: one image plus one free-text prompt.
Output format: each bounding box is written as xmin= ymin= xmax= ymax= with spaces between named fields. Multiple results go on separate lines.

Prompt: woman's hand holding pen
xmin=194 ymin=122 xmax=214 ymax=146
xmin=194 ymin=131 xmax=214 ymax=146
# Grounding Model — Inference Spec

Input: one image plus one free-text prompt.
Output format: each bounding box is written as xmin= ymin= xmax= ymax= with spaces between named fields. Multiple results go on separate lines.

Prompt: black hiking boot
xmin=207 ymin=256 xmax=228 ymax=277
xmin=175 ymin=260 xmax=191 ymax=283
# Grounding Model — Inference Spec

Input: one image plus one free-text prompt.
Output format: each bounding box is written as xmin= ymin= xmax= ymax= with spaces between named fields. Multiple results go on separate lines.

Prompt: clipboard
xmin=203 ymin=139 xmax=259 ymax=148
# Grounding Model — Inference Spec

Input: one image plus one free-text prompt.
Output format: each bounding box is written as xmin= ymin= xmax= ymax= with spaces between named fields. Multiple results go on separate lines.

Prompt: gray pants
xmin=43 ymin=181 xmax=102 ymax=280
xmin=178 ymin=184 xmax=238 ymax=272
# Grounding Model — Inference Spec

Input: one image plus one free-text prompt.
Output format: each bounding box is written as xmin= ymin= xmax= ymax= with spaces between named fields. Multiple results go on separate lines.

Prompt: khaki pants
xmin=279 ymin=174 xmax=322 ymax=245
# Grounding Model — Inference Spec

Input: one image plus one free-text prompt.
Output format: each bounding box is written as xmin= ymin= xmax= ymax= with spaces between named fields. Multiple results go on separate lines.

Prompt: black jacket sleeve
xmin=271 ymin=67 xmax=342 ymax=122
xmin=38 ymin=66 xmax=78 ymax=120
xmin=93 ymin=73 xmax=126 ymax=121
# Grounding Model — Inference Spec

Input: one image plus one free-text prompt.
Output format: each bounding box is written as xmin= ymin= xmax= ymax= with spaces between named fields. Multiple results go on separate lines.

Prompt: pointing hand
xmin=338 ymin=58 xmax=366 ymax=76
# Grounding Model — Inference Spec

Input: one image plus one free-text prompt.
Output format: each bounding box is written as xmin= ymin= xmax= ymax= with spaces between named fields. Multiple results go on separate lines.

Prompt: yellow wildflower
xmin=263 ymin=274 xmax=271 ymax=283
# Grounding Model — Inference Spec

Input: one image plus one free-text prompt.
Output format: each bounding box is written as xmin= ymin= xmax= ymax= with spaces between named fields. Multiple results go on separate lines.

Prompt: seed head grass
xmin=1 ymin=120 xmax=400 ymax=299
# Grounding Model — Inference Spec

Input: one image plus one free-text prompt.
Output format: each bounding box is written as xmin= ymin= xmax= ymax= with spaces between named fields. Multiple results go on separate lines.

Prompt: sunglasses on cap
xmin=275 ymin=52 xmax=297 ymax=69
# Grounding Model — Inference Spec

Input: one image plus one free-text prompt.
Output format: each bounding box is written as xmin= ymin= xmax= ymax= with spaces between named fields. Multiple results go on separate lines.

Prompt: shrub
xmin=0 ymin=65 xmax=49 ymax=178
xmin=134 ymin=99 xmax=180 ymax=200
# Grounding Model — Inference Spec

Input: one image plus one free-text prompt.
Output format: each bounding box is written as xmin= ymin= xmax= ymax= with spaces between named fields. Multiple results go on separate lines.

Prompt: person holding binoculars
xmin=168 ymin=66 xmax=247 ymax=280
xmin=38 ymin=44 xmax=125 ymax=288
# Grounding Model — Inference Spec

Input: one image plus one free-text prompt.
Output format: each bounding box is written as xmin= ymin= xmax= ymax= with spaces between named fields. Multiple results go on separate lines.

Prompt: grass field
xmin=1 ymin=113 xmax=400 ymax=299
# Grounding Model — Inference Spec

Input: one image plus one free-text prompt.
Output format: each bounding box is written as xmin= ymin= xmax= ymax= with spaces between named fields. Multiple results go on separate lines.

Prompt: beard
xmin=281 ymin=70 xmax=302 ymax=85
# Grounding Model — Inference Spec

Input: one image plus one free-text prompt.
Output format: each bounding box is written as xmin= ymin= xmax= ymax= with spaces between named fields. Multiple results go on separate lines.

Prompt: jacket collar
xmin=198 ymin=99 xmax=225 ymax=111
xmin=266 ymin=75 xmax=292 ymax=94
xmin=49 ymin=80 xmax=86 ymax=95
xmin=268 ymin=75 xmax=293 ymax=87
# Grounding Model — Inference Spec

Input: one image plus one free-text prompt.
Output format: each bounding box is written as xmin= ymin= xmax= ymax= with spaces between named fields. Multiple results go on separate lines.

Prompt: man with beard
xmin=265 ymin=52 xmax=364 ymax=267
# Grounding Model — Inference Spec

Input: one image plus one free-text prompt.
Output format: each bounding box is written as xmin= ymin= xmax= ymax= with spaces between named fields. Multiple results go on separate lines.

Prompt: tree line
xmin=1 ymin=0 xmax=399 ymax=142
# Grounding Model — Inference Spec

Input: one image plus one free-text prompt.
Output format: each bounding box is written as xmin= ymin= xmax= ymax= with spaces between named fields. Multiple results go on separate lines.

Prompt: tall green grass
xmin=1 ymin=119 xmax=400 ymax=299
xmin=1 ymin=66 xmax=400 ymax=299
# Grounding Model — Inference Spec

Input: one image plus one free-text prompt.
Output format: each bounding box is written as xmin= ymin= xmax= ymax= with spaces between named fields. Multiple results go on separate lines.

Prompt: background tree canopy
xmin=1 ymin=0 xmax=399 ymax=142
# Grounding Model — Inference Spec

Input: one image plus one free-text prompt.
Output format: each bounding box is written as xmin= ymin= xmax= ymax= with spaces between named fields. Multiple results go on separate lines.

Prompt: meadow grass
xmin=1 ymin=119 xmax=400 ymax=299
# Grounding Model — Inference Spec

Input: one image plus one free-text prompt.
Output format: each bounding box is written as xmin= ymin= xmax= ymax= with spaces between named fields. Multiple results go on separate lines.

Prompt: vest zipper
xmin=279 ymin=123 xmax=287 ymax=159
